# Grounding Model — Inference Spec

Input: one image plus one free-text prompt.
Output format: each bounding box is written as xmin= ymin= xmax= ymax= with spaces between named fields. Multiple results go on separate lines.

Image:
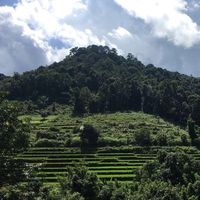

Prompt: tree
xmin=80 ymin=124 xmax=99 ymax=148
xmin=132 ymin=180 xmax=182 ymax=200
xmin=189 ymin=94 xmax=200 ymax=124
xmin=0 ymin=100 xmax=30 ymax=153
xmin=73 ymin=87 xmax=92 ymax=115
xmin=187 ymin=116 xmax=196 ymax=141
xmin=40 ymin=110 xmax=48 ymax=120
xmin=3 ymin=45 xmax=200 ymax=126
xmin=60 ymin=166 xmax=100 ymax=200
xmin=137 ymin=151 xmax=200 ymax=185
xmin=0 ymin=180 xmax=50 ymax=200
xmin=134 ymin=128 xmax=151 ymax=146
xmin=73 ymin=96 xmax=87 ymax=115
xmin=0 ymin=99 xmax=30 ymax=186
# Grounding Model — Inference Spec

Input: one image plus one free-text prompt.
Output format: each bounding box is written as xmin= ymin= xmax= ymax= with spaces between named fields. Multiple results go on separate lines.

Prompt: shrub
xmin=128 ymin=123 xmax=135 ymax=129
xmin=70 ymin=137 xmax=81 ymax=147
xmin=34 ymin=139 xmax=62 ymax=147
xmin=134 ymin=128 xmax=152 ymax=146
xmin=80 ymin=124 xmax=100 ymax=147
xmin=40 ymin=111 xmax=48 ymax=119
xmin=60 ymin=166 xmax=100 ymax=200
xmin=181 ymin=134 xmax=190 ymax=146
xmin=188 ymin=117 xmax=196 ymax=140
xmin=49 ymin=127 xmax=60 ymax=132
xmin=192 ymin=137 xmax=200 ymax=147
xmin=98 ymin=137 xmax=127 ymax=146
xmin=73 ymin=126 xmax=81 ymax=134
xmin=154 ymin=133 xmax=168 ymax=146
xmin=138 ymin=151 xmax=200 ymax=185
xmin=98 ymin=184 xmax=113 ymax=200
xmin=36 ymin=131 xmax=57 ymax=140
xmin=64 ymin=137 xmax=72 ymax=147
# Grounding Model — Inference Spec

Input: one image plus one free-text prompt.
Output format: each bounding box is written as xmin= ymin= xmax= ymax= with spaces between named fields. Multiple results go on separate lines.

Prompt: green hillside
xmin=1 ymin=45 xmax=200 ymax=126
xmin=20 ymin=111 xmax=190 ymax=147
xmin=1 ymin=46 xmax=200 ymax=199
xmin=16 ymin=111 xmax=195 ymax=183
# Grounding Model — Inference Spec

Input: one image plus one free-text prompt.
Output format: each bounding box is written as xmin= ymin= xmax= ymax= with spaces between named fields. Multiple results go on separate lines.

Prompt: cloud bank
xmin=0 ymin=0 xmax=200 ymax=76
xmin=114 ymin=0 xmax=200 ymax=48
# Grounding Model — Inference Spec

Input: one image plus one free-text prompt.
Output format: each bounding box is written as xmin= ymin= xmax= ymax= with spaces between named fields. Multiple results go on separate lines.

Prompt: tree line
xmin=2 ymin=150 xmax=200 ymax=200
xmin=1 ymin=45 xmax=200 ymax=126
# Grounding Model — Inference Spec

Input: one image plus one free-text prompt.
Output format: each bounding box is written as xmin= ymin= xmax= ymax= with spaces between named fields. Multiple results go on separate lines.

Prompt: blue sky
xmin=0 ymin=0 xmax=18 ymax=6
xmin=0 ymin=0 xmax=200 ymax=76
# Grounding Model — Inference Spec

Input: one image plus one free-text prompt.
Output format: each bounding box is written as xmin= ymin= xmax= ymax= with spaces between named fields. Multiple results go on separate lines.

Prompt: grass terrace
xmin=17 ymin=111 xmax=195 ymax=183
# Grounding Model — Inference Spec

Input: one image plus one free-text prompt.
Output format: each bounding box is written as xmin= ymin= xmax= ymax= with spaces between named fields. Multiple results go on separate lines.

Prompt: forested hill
xmin=1 ymin=45 xmax=200 ymax=125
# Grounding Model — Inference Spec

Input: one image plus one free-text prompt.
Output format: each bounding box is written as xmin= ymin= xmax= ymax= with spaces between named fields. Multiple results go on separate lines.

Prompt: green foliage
xmin=138 ymin=151 xmax=200 ymax=185
xmin=37 ymin=95 xmax=49 ymax=109
xmin=36 ymin=131 xmax=57 ymax=140
xmin=40 ymin=111 xmax=49 ymax=119
xmin=181 ymin=134 xmax=190 ymax=146
xmin=189 ymin=95 xmax=200 ymax=125
xmin=0 ymin=181 xmax=49 ymax=200
xmin=132 ymin=180 xmax=183 ymax=200
xmin=49 ymin=190 xmax=85 ymax=200
xmin=0 ymin=100 xmax=30 ymax=153
xmin=0 ymin=99 xmax=30 ymax=186
xmin=0 ymin=156 xmax=27 ymax=186
xmin=22 ymin=111 xmax=190 ymax=148
xmin=35 ymin=138 xmax=62 ymax=147
xmin=73 ymin=87 xmax=92 ymax=115
xmin=154 ymin=133 xmax=168 ymax=146
xmin=2 ymin=150 xmax=200 ymax=199
xmin=80 ymin=124 xmax=100 ymax=148
xmin=60 ymin=166 xmax=100 ymax=200
xmin=3 ymin=42 xmax=200 ymax=198
xmin=98 ymin=183 xmax=113 ymax=200
xmin=2 ymin=45 xmax=200 ymax=125
xmin=134 ymin=128 xmax=152 ymax=146
xmin=188 ymin=117 xmax=197 ymax=140
xmin=49 ymin=126 xmax=60 ymax=132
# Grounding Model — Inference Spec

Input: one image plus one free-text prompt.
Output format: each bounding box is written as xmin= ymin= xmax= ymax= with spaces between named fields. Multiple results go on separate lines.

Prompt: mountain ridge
xmin=1 ymin=45 xmax=200 ymax=125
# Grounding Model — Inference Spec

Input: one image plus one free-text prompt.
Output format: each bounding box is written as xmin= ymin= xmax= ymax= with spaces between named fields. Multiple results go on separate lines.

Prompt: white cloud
xmin=188 ymin=0 xmax=200 ymax=11
xmin=108 ymin=26 xmax=133 ymax=39
xmin=1 ymin=0 xmax=200 ymax=76
xmin=11 ymin=0 xmax=102 ymax=63
xmin=114 ymin=0 xmax=200 ymax=48
xmin=0 ymin=0 xmax=107 ymax=74
xmin=0 ymin=18 xmax=47 ymax=74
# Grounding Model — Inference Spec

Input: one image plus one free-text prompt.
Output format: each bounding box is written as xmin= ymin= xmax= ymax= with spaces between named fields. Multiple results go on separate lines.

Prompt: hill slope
xmin=17 ymin=111 xmax=193 ymax=183
xmin=21 ymin=111 xmax=190 ymax=147
xmin=1 ymin=45 xmax=200 ymax=125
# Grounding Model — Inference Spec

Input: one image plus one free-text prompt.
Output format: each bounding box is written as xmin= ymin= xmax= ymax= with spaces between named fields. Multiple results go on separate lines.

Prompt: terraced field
xmin=16 ymin=146 xmax=200 ymax=183
xmin=17 ymin=147 xmax=156 ymax=182
xmin=20 ymin=111 xmax=191 ymax=147
xmin=17 ymin=112 xmax=195 ymax=183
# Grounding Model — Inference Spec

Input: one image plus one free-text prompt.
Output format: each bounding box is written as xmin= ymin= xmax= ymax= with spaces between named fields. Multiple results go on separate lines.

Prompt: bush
xmin=34 ymin=139 xmax=62 ymax=147
xmin=64 ymin=137 xmax=72 ymax=147
xmin=138 ymin=151 xmax=200 ymax=185
xmin=154 ymin=133 xmax=168 ymax=146
xmin=60 ymin=166 xmax=100 ymax=200
xmin=134 ymin=128 xmax=152 ymax=146
xmin=80 ymin=124 xmax=100 ymax=147
xmin=40 ymin=111 xmax=49 ymax=119
xmin=98 ymin=137 xmax=127 ymax=146
xmin=36 ymin=131 xmax=57 ymax=140
xmin=192 ymin=137 xmax=200 ymax=147
xmin=128 ymin=123 xmax=135 ymax=129
xmin=49 ymin=127 xmax=60 ymax=132
xmin=73 ymin=126 xmax=81 ymax=134
xmin=181 ymin=134 xmax=190 ymax=146
xmin=69 ymin=137 xmax=81 ymax=147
